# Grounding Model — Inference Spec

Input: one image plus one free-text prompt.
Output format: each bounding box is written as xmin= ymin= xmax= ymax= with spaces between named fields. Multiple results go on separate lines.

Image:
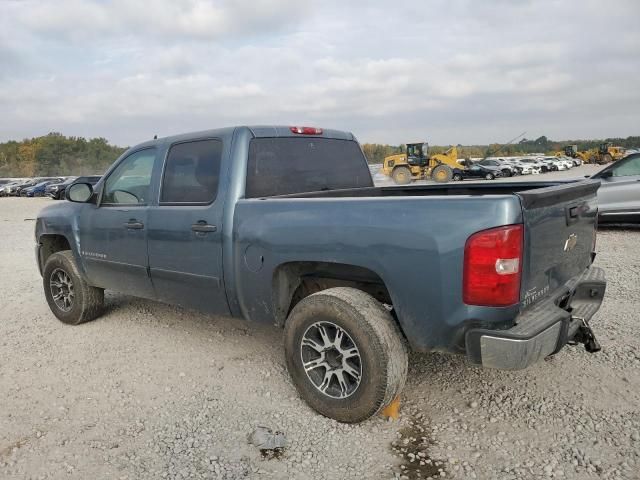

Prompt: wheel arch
xmin=271 ymin=261 xmax=398 ymax=328
xmin=38 ymin=234 xmax=72 ymax=274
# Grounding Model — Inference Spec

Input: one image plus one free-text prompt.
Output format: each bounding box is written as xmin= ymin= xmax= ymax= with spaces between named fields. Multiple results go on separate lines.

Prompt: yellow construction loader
xmin=595 ymin=143 xmax=626 ymax=164
xmin=382 ymin=142 xmax=459 ymax=184
xmin=561 ymin=143 xmax=626 ymax=164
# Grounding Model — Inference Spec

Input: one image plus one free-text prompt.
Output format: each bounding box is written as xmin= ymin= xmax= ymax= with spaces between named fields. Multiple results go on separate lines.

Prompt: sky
xmin=0 ymin=0 xmax=639 ymax=147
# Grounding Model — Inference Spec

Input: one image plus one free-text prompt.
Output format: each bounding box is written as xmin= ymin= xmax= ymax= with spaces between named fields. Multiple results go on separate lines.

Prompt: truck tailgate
xmin=517 ymin=180 xmax=600 ymax=308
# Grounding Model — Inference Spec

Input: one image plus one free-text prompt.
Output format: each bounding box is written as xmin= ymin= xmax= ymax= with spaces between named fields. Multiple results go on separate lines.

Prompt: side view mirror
xmin=599 ymin=170 xmax=613 ymax=179
xmin=66 ymin=183 xmax=94 ymax=203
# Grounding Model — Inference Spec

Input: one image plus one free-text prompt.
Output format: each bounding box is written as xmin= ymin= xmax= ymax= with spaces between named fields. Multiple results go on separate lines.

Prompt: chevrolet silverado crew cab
xmin=36 ymin=126 xmax=606 ymax=423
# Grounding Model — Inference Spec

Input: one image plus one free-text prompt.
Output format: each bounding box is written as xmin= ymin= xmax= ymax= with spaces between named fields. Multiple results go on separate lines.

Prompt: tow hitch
xmin=570 ymin=317 xmax=601 ymax=353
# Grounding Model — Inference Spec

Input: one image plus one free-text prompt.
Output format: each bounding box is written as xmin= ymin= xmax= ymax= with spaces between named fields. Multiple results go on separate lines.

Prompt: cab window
xmin=102 ymin=149 xmax=156 ymax=205
xmin=160 ymin=139 xmax=222 ymax=204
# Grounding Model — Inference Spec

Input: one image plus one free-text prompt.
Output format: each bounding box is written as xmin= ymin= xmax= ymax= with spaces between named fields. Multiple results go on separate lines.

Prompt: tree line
xmin=1 ymin=132 xmax=639 ymax=176
xmin=0 ymin=132 xmax=126 ymax=178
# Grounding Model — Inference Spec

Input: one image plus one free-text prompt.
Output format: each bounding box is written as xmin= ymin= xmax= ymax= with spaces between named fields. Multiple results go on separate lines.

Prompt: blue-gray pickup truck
xmin=35 ymin=126 xmax=606 ymax=423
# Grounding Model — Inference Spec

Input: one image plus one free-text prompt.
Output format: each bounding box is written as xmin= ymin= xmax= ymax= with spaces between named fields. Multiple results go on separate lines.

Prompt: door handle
xmin=124 ymin=220 xmax=144 ymax=230
xmin=191 ymin=222 xmax=217 ymax=233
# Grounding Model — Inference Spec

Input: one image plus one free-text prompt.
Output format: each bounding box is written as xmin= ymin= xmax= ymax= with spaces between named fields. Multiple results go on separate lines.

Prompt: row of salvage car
xmin=462 ymin=155 xmax=583 ymax=180
xmin=0 ymin=176 xmax=101 ymax=199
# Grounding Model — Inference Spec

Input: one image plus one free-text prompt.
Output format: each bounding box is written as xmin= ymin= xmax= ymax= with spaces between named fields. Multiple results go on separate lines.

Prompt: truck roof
xmin=134 ymin=126 xmax=355 ymax=151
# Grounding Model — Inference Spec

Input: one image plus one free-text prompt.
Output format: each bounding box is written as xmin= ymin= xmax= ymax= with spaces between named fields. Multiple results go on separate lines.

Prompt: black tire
xmin=431 ymin=165 xmax=453 ymax=183
xmin=599 ymin=153 xmax=613 ymax=164
xmin=502 ymin=169 xmax=512 ymax=177
xmin=452 ymin=173 xmax=463 ymax=181
xmin=284 ymin=287 xmax=408 ymax=423
xmin=43 ymin=250 xmax=104 ymax=325
xmin=485 ymin=173 xmax=495 ymax=180
xmin=391 ymin=166 xmax=412 ymax=185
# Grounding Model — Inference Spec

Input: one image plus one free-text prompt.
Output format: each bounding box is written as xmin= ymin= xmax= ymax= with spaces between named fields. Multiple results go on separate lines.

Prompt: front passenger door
xmin=79 ymin=148 xmax=156 ymax=299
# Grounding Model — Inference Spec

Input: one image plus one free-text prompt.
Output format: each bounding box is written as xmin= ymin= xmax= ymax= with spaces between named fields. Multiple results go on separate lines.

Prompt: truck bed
xmin=274 ymin=180 xmax=580 ymax=199
xmin=233 ymin=179 xmax=600 ymax=353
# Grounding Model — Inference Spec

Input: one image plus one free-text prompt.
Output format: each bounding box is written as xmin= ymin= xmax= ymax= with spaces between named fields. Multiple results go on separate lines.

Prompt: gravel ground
xmin=1 ymin=167 xmax=639 ymax=480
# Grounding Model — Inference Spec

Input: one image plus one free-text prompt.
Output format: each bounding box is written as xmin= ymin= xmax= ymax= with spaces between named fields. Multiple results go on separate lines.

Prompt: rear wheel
xmin=284 ymin=287 xmax=408 ymax=423
xmin=43 ymin=251 xmax=104 ymax=325
xmin=392 ymin=166 xmax=412 ymax=185
xmin=485 ymin=172 xmax=495 ymax=180
xmin=431 ymin=165 xmax=453 ymax=183
xmin=452 ymin=172 xmax=463 ymax=181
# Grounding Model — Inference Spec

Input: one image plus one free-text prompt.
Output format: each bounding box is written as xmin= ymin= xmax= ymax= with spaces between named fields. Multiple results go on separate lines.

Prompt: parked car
xmin=0 ymin=180 xmax=25 ymax=197
xmin=592 ymin=152 xmax=640 ymax=223
xmin=45 ymin=178 xmax=76 ymax=200
xmin=9 ymin=179 xmax=38 ymax=196
xmin=35 ymin=125 xmax=605 ymax=423
xmin=568 ymin=156 xmax=583 ymax=167
xmin=534 ymin=158 xmax=555 ymax=173
xmin=75 ymin=175 xmax=102 ymax=186
xmin=517 ymin=159 xmax=543 ymax=174
xmin=556 ymin=157 xmax=575 ymax=170
xmin=539 ymin=157 xmax=561 ymax=171
xmin=22 ymin=180 xmax=59 ymax=197
xmin=10 ymin=177 xmax=63 ymax=196
xmin=501 ymin=159 xmax=524 ymax=175
xmin=552 ymin=158 xmax=570 ymax=171
xmin=477 ymin=159 xmax=515 ymax=177
xmin=45 ymin=176 xmax=101 ymax=200
xmin=452 ymin=163 xmax=503 ymax=180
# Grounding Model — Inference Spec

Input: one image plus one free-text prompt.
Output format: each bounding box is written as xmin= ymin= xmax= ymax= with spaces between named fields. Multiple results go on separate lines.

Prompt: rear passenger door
xmin=147 ymin=139 xmax=230 ymax=315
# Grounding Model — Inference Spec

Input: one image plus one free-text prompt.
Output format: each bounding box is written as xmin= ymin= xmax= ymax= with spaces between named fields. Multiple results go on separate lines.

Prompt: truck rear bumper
xmin=465 ymin=266 xmax=606 ymax=370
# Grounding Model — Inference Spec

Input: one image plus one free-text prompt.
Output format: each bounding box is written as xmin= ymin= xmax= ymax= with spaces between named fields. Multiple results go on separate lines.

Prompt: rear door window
xmin=246 ymin=137 xmax=372 ymax=198
xmin=160 ymin=139 xmax=223 ymax=204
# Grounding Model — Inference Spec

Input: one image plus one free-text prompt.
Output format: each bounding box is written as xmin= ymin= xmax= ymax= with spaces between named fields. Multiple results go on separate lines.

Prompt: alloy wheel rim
xmin=50 ymin=268 xmax=74 ymax=312
xmin=300 ymin=321 xmax=362 ymax=399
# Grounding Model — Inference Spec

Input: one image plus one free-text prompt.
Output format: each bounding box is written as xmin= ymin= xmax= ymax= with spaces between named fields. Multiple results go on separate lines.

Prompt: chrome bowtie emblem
xmin=564 ymin=233 xmax=578 ymax=252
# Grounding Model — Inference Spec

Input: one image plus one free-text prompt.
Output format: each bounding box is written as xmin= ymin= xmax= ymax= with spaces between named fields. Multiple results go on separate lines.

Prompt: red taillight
xmin=290 ymin=126 xmax=323 ymax=135
xmin=463 ymin=224 xmax=523 ymax=307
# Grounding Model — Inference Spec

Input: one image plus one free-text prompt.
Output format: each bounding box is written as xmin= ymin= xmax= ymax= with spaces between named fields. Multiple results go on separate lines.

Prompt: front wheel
xmin=391 ymin=166 xmax=412 ymax=185
xmin=43 ymin=251 xmax=104 ymax=325
xmin=599 ymin=153 xmax=613 ymax=164
xmin=452 ymin=173 xmax=463 ymax=181
xmin=485 ymin=173 xmax=495 ymax=180
xmin=284 ymin=287 xmax=408 ymax=423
